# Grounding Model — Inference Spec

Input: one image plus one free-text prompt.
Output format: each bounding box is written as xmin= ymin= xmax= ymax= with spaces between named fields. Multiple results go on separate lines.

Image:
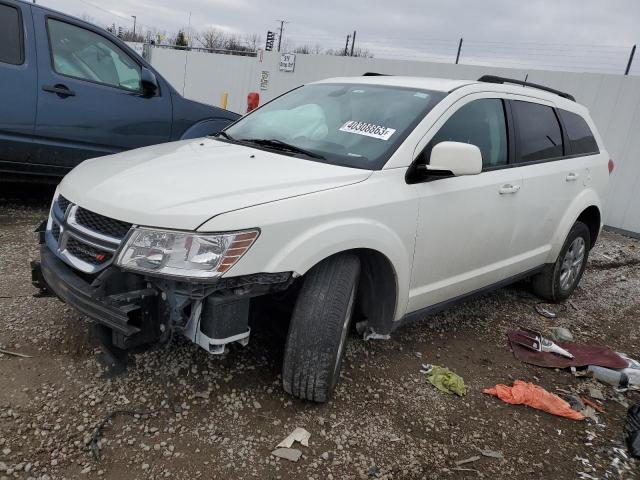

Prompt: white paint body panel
xmin=57 ymin=76 xmax=609 ymax=323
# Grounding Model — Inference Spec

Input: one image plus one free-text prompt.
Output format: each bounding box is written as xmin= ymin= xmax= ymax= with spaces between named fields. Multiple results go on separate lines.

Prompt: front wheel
xmin=282 ymin=253 xmax=360 ymax=402
xmin=531 ymin=221 xmax=590 ymax=302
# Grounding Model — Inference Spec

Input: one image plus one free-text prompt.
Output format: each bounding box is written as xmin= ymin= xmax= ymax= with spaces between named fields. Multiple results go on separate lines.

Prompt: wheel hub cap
xmin=559 ymin=237 xmax=585 ymax=292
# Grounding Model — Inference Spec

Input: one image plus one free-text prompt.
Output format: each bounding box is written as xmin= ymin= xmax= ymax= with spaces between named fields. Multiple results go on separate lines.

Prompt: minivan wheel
xmin=531 ymin=221 xmax=591 ymax=302
xmin=282 ymin=253 xmax=360 ymax=402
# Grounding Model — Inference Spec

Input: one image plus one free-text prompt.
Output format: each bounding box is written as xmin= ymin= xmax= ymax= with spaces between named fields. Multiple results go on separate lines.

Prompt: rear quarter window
xmin=558 ymin=109 xmax=599 ymax=155
xmin=512 ymin=100 xmax=564 ymax=163
xmin=0 ymin=3 xmax=24 ymax=65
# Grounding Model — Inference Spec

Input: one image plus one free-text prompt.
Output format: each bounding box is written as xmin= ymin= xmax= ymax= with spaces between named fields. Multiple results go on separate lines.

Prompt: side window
xmin=0 ymin=3 xmax=23 ymax=65
xmin=47 ymin=19 xmax=142 ymax=92
xmin=512 ymin=101 xmax=564 ymax=163
xmin=429 ymin=99 xmax=508 ymax=168
xmin=558 ymin=109 xmax=599 ymax=155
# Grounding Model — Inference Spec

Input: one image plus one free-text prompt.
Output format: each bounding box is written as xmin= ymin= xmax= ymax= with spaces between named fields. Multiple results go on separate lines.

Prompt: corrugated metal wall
xmin=149 ymin=48 xmax=640 ymax=235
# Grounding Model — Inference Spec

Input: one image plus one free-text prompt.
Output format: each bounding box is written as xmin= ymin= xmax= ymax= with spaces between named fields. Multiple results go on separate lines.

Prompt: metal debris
xmin=0 ymin=348 xmax=32 ymax=358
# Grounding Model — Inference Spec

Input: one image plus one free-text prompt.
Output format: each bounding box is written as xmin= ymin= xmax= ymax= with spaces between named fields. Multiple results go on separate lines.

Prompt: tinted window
xmin=559 ymin=109 xmax=599 ymax=155
xmin=430 ymin=99 xmax=508 ymax=168
xmin=512 ymin=101 xmax=563 ymax=162
xmin=48 ymin=19 xmax=141 ymax=91
xmin=0 ymin=4 xmax=23 ymax=65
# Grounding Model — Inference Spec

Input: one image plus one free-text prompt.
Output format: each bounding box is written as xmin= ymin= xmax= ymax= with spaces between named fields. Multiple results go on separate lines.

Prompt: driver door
xmin=407 ymin=95 xmax=524 ymax=312
xmin=32 ymin=11 xmax=172 ymax=169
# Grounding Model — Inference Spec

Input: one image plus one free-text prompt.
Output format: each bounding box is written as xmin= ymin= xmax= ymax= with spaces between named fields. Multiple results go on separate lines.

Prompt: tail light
xmin=608 ymin=159 xmax=615 ymax=175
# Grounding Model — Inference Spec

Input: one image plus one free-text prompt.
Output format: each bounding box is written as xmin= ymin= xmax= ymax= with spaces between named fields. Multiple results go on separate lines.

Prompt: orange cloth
xmin=483 ymin=380 xmax=585 ymax=420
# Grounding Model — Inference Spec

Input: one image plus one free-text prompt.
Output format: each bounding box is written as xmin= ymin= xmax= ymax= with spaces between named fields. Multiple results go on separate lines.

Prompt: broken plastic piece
xmin=483 ymin=380 xmax=585 ymax=420
xmin=276 ymin=427 xmax=311 ymax=448
xmin=512 ymin=327 xmax=573 ymax=358
xmin=271 ymin=447 xmax=302 ymax=462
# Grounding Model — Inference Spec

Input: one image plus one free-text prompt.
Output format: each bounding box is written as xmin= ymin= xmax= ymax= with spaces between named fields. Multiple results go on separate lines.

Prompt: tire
xmin=282 ymin=253 xmax=360 ymax=402
xmin=531 ymin=221 xmax=591 ymax=302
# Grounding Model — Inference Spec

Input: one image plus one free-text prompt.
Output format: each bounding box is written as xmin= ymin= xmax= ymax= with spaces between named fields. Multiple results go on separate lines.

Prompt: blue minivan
xmin=0 ymin=0 xmax=240 ymax=179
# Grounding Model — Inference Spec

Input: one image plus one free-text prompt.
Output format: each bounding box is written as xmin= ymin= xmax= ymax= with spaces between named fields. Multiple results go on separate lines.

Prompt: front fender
xmin=180 ymin=119 xmax=234 ymax=140
xmin=546 ymin=188 xmax=602 ymax=263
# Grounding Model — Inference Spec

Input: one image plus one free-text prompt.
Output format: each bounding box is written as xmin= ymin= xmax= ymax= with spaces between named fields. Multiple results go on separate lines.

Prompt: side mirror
xmin=140 ymin=67 xmax=159 ymax=97
xmin=428 ymin=141 xmax=482 ymax=176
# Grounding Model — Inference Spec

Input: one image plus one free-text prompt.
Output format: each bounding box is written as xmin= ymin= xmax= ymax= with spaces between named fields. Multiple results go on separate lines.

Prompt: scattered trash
xmin=271 ymin=447 xmax=302 ymax=462
xmin=0 ymin=347 xmax=32 ymax=358
xmin=580 ymin=396 xmax=605 ymax=413
xmin=588 ymin=353 xmax=640 ymax=391
xmin=565 ymin=394 xmax=585 ymax=412
xmin=479 ymin=449 xmax=504 ymax=460
xmin=511 ymin=327 xmax=573 ymax=358
xmin=534 ymin=302 xmax=566 ymax=318
xmin=508 ymin=330 xmax=628 ymax=369
xmin=455 ymin=455 xmax=480 ymax=466
xmin=87 ymin=410 xmax=144 ymax=461
xmin=423 ymin=364 xmax=466 ymax=396
xmin=356 ymin=322 xmax=391 ymax=341
xmin=367 ymin=465 xmax=380 ymax=477
xmin=588 ymin=387 xmax=605 ymax=401
xmin=549 ymin=327 xmax=575 ymax=343
xmin=482 ymin=380 xmax=585 ymax=420
xmin=624 ymin=404 xmax=640 ymax=458
xmin=276 ymin=427 xmax=311 ymax=448
xmin=580 ymin=405 xmax=598 ymax=422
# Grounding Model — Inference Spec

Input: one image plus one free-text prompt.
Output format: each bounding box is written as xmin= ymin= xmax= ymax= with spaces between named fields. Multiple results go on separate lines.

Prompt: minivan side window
xmin=47 ymin=19 xmax=142 ymax=92
xmin=512 ymin=100 xmax=563 ymax=163
xmin=429 ymin=99 xmax=508 ymax=168
xmin=0 ymin=4 xmax=23 ymax=65
xmin=558 ymin=109 xmax=599 ymax=155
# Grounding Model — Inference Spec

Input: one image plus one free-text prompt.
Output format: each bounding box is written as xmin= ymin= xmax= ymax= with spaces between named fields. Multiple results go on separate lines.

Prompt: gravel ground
xmin=1 ymin=183 xmax=639 ymax=480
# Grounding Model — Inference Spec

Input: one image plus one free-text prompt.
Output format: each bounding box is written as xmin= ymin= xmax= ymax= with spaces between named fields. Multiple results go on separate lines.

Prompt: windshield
xmin=224 ymin=83 xmax=444 ymax=169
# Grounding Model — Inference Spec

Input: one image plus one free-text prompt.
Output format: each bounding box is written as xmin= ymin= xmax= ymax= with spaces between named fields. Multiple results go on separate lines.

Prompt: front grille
xmin=75 ymin=208 xmax=132 ymax=240
xmin=65 ymin=236 xmax=113 ymax=266
xmin=51 ymin=222 xmax=61 ymax=241
xmin=57 ymin=195 xmax=71 ymax=214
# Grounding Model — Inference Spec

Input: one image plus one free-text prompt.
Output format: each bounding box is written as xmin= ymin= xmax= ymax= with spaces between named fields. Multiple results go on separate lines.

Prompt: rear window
xmin=558 ymin=109 xmax=599 ymax=155
xmin=0 ymin=3 xmax=23 ymax=65
xmin=512 ymin=100 xmax=564 ymax=163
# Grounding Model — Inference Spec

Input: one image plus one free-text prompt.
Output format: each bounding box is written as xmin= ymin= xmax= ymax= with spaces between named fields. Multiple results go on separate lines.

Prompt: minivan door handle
xmin=42 ymin=84 xmax=76 ymax=97
xmin=499 ymin=184 xmax=521 ymax=195
xmin=565 ymin=172 xmax=580 ymax=182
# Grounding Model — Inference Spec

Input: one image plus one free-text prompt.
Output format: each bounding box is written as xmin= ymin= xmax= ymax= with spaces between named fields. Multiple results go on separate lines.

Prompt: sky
xmin=36 ymin=0 xmax=640 ymax=75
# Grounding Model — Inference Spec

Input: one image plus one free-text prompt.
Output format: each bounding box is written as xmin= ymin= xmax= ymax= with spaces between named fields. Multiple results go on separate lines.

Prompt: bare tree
xmin=293 ymin=44 xmax=310 ymax=54
xmin=244 ymin=33 xmax=262 ymax=51
xmin=197 ymin=28 xmax=226 ymax=50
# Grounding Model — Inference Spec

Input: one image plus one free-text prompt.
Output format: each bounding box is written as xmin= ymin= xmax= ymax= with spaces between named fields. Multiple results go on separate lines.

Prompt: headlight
xmin=116 ymin=227 xmax=259 ymax=279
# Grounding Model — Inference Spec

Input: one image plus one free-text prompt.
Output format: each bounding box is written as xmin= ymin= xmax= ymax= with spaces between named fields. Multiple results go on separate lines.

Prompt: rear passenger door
xmin=507 ymin=97 xmax=591 ymax=270
xmin=0 ymin=1 xmax=37 ymax=170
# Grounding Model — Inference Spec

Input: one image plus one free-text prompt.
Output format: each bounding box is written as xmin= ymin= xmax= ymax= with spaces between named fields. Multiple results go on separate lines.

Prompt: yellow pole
xmin=220 ymin=92 xmax=229 ymax=109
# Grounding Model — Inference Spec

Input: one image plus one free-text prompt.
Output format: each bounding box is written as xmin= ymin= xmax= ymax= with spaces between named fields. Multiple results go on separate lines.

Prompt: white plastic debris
xmin=271 ymin=447 xmax=302 ymax=462
xmin=276 ymin=427 xmax=311 ymax=448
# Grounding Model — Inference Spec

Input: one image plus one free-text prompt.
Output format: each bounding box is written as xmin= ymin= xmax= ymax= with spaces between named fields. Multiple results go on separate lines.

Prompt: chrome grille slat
xmin=46 ymin=195 xmax=132 ymax=274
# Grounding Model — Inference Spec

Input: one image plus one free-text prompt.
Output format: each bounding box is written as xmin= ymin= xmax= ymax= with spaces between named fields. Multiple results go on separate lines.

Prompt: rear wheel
xmin=531 ymin=221 xmax=590 ymax=302
xmin=282 ymin=253 xmax=360 ymax=402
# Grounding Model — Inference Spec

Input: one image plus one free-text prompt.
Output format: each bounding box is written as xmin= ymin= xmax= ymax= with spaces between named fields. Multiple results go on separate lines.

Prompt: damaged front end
xmin=32 ymin=193 xmax=293 ymax=372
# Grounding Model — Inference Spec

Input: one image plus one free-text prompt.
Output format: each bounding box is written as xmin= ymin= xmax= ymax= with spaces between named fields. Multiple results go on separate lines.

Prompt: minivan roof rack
xmin=477 ymin=75 xmax=575 ymax=102
xmin=362 ymin=72 xmax=391 ymax=76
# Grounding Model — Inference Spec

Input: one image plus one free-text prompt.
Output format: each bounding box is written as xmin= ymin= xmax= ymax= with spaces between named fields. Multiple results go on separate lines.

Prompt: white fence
xmin=149 ymin=48 xmax=640 ymax=235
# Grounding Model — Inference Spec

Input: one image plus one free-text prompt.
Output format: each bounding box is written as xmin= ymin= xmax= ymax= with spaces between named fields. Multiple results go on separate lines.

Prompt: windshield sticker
xmin=339 ymin=121 xmax=396 ymax=141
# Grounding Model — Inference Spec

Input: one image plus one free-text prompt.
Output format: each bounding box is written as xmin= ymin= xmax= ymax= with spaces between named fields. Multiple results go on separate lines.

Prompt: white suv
xmin=33 ymin=74 xmax=612 ymax=402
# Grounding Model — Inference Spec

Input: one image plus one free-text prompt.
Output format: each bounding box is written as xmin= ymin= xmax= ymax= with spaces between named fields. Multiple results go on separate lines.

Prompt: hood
xmin=59 ymin=138 xmax=371 ymax=230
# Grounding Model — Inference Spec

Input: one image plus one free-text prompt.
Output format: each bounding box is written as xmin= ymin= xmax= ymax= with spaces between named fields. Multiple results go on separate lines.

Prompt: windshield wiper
xmin=242 ymin=138 xmax=325 ymax=160
xmin=214 ymin=131 xmax=236 ymax=141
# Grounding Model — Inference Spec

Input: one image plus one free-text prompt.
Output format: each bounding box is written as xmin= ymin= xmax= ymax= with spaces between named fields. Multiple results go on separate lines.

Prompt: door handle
xmin=565 ymin=172 xmax=580 ymax=182
xmin=42 ymin=84 xmax=76 ymax=97
xmin=499 ymin=184 xmax=521 ymax=195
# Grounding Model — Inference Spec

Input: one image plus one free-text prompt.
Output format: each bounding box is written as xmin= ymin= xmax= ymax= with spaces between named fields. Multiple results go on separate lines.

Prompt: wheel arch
xmin=576 ymin=205 xmax=601 ymax=249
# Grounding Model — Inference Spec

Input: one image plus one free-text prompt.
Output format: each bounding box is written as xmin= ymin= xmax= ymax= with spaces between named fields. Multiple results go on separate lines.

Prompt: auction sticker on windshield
xmin=339 ymin=121 xmax=396 ymax=140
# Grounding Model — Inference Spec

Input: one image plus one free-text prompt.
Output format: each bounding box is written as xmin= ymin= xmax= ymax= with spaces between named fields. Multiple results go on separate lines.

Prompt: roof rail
xmin=477 ymin=75 xmax=575 ymax=102
xmin=362 ymin=72 xmax=390 ymax=76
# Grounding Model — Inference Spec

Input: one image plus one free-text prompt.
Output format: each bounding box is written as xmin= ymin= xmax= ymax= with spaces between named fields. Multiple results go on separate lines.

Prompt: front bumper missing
xmin=33 ymin=242 xmax=294 ymax=357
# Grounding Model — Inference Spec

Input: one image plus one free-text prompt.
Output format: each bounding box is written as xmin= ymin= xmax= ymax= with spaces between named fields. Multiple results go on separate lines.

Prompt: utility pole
xmin=344 ymin=34 xmax=351 ymax=56
xmin=276 ymin=19 xmax=288 ymax=52
xmin=625 ymin=44 xmax=636 ymax=75
xmin=131 ymin=15 xmax=137 ymax=36
xmin=455 ymin=37 xmax=463 ymax=64
xmin=350 ymin=30 xmax=356 ymax=56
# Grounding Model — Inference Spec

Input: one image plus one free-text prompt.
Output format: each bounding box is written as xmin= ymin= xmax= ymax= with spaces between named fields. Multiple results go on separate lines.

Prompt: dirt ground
xmin=1 ymin=182 xmax=639 ymax=480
